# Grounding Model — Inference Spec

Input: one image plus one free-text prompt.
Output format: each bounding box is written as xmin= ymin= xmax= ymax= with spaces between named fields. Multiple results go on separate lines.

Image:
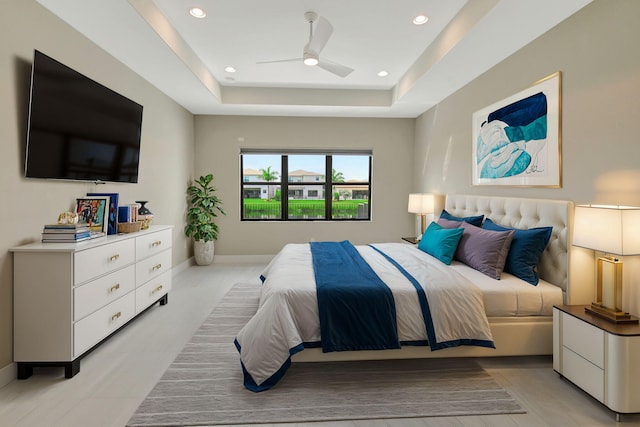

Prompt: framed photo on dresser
xmin=87 ymin=192 xmax=119 ymax=235
xmin=75 ymin=196 xmax=109 ymax=235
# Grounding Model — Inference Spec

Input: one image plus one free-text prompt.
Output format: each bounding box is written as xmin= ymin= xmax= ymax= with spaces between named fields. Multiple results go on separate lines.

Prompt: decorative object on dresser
xmin=41 ymin=223 xmax=91 ymax=243
xmin=185 ymin=174 xmax=225 ymax=266
xmin=118 ymin=204 xmax=137 ymax=223
xmin=117 ymin=202 xmax=148 ymax=233
xmin=572 ymin=204 xmax=640 ymax=324
xmin=56 ymin=211 xmax=79 ymax=224
xmin=11 ymin=225 xmax=173 ymax=379
xmin=553 ymin=305 xmax=640 ymax=421
xmin=118 ymin=221 xmax=142 ymax=234
xmin=407 ymin=193 xmax=434 ymax=237
xmin=75 ymin=196 xmax=109 ymax=236
xmin=136 ymin=200 xmax=154 ymax=229
xmin=87 ymin=192 xmax=119 ymax=235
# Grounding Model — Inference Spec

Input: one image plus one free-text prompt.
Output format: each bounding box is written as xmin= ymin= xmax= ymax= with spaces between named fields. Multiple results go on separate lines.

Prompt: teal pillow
xmin=439 ymin=209 xmax=484 ymax=227
xmin=482 ymin=218 xmax=553 ymax=285
xmin=418 ymin=222 xmax=464 ymax=265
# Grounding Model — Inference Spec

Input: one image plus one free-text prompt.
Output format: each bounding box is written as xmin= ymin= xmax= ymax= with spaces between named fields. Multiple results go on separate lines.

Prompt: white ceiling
xmin=36 ymin=0 xmax=592 ymax=118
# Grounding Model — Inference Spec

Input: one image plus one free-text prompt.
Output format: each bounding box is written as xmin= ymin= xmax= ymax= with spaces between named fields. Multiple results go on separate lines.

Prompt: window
xmin=240 ymin=150 xmax=371 ymax=221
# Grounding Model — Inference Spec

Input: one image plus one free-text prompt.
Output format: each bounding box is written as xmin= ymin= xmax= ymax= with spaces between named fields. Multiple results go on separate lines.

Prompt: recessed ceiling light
xmin=413 ymin=14 xmax=428 ymax=25
xmin=189 ymin=7 xmax=206 ymax=18
xmin=377 ymin=70 xmax=389 ymax=77
xmin=224 ymin=66 xmax=236 ymax=73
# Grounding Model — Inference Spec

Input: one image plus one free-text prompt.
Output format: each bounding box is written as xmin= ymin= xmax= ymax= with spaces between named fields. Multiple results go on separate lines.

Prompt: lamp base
xmin=585 ymin=303 xmax=639 ymax=324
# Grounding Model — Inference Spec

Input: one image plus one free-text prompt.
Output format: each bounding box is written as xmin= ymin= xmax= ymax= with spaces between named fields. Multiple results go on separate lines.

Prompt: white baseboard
xmin=172 ymin=257 xmax=194 ymax=275
xmin=0 ymin=362 xmax=16 ymax=388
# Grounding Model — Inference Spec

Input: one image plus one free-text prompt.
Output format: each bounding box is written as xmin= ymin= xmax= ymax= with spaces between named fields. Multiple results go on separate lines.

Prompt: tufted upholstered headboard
xmin=444 ymin=195 xmax=573 ymax=293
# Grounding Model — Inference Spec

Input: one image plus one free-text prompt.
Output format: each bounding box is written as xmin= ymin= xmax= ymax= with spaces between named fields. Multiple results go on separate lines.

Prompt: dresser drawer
xmin=562 ymin=346 xmax=604 ymax=402
xmin=136 ymin=249 xmax=172 ymax=287
xmin=136 ymin=228 xmax=172 ymax=261
xmin=136 ymin=270 xmax=172 ymax=312
xmin=562 ymin=312 xmax=604 ymax=368
xmin=73 ymin=292 xmax=135 ymax=358
xmin=73 ymin=264 xmax=135 ymax=321
xmin=74 ymin=239 xmax=135 ymax=285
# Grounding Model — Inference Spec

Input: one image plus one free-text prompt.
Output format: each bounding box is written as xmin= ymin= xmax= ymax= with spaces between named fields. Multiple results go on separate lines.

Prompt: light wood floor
xmin=1 ymin=261 xmax=639 ymax=427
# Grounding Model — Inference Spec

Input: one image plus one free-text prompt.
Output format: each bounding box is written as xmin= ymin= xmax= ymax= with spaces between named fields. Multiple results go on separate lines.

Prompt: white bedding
xmin=235 ymin=242 xmax=495 ymax=390
xmin=449 ymin=261 xmax=563 ymax=317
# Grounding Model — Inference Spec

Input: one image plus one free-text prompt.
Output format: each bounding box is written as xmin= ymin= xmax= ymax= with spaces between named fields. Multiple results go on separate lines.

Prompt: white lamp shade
xmin=408 ymin=193 xmax=434 ymax=214
xmin=573 ymin=205 xmax=640 ymax=255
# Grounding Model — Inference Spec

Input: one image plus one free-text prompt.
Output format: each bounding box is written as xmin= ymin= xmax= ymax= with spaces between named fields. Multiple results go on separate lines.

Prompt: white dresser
xmin=12 ymin=225 xmax=173 ymax=379
xmin=553 ymin=305 xmax=640 ymax=420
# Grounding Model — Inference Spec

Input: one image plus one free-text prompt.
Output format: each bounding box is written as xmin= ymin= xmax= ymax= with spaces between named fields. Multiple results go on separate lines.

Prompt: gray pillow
xmin=455 ymin=222 xmax=515 ymax=279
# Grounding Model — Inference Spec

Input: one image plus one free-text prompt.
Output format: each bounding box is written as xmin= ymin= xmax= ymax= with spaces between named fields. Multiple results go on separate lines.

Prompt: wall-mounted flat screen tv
xmin=25 ymin=50 xmax=143 ymax=183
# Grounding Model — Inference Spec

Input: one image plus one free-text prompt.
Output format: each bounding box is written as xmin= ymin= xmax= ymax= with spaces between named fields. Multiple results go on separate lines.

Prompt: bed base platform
xmin=293 ymin=316 xmax=553 ymax=362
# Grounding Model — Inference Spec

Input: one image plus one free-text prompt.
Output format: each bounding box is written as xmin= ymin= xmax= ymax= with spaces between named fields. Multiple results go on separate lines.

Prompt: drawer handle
xmin=109 ymin=254 xmax=120 ymax=262
xmin=111 ymin=311 xmax=122 ymax=321
xmin=152 ymin=285 xmax=163 ymax=294
xmin=152 ymin=263 xmax=162 ymax=271
xmin=152 ymin=240 xmax=162 ymax=247
xmin=109 ymin=284 xmax=121 ymax=293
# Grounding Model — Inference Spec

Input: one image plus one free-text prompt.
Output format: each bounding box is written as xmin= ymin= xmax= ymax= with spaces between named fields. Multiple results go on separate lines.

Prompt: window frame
xmin=240 ymin=149 xmax=372 ymax=221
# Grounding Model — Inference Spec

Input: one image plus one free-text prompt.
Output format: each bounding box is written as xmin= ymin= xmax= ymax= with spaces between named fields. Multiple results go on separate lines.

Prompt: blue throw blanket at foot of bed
xmin=310 ymin=240 xmax=401 ymax=352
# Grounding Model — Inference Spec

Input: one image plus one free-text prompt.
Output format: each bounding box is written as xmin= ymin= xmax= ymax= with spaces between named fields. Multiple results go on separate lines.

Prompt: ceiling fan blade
xmin=317 ymin=58 xmax=354 ymax=78
xmin=256 ymin=58 xmax=302 ymax=64
xmin=307 ymin=16 xmax=333 ymax=54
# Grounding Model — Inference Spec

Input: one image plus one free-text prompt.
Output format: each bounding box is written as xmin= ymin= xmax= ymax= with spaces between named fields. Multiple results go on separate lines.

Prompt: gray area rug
xmin=128 ymin=282 xmax=525 ymax=426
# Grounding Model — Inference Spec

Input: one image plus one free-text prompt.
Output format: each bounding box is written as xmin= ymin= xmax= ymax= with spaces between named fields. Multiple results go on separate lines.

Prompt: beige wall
xmin=414 ymin=0 xmax=640 ymax=314
xmin=194 ymin=116 xmax=415 ymax=255
xmin=0 ymin=1 xmax=195 ymax=373
xmin=415 ymin=0 xmax=640 ymax=204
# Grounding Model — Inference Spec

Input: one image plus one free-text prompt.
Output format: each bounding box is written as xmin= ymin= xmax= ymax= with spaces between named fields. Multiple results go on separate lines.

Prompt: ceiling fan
xmin=257 ymin=11 xmax=354 ymax=78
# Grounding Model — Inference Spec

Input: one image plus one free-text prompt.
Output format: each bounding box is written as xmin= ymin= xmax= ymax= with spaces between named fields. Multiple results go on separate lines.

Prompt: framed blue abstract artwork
xmin=472 ymin=72 xmax=561 ymax=187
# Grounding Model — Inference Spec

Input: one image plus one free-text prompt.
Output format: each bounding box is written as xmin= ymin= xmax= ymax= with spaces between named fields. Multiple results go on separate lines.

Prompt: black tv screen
xmin=25 ymin=50 xmax=143 ymax=183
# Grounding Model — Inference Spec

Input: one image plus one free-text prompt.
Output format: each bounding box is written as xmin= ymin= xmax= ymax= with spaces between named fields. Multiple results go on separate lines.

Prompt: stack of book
xmin=42 ymin=224 xmax=91 ymax=243
xmin=118 ymin=204 xmax=139 ymax=223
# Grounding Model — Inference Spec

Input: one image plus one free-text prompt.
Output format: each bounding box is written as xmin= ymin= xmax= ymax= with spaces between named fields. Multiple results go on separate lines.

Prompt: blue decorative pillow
xmin=454 ymin=222 xmax=514 ymax=279
xmin=482 ymin=218 xmax=553 ymax=285
xmin=439 ymin=209 xmax=484 ymax=227
xmin=418 ymin=221 xmax=464 ymax=265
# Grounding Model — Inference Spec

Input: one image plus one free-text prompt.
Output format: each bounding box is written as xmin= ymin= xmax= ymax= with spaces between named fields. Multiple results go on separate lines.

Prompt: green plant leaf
xmin=184 ymin=174 xmax=225 ymax=242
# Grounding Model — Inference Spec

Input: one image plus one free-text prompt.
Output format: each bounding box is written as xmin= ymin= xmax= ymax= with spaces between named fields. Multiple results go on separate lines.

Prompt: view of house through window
xmin=241 ymin=150 xmax=371 ymax=221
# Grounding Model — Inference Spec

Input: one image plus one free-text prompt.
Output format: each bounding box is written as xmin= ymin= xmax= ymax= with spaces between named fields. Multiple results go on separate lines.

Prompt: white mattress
xmin=449 ymin=261 xmax=563 ymax=317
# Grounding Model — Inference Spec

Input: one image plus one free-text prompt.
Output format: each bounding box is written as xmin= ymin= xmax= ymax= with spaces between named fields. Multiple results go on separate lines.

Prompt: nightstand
xmin=401 ymin=237 xmax=419 ymax=245
xmin=553 ymin=305 xmax=640 ymax=421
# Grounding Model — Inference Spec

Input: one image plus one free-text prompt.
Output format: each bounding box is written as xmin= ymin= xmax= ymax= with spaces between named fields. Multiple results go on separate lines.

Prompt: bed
xmin=235 ymin=195 xmax=583 ymax=392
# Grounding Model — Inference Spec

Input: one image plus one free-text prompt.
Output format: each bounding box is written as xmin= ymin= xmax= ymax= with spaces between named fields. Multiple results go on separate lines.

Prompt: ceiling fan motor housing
xmin=304 ymin=11 xmax=318 ymax=23
xmin=303 ymin=50 xmax=319 ymax=66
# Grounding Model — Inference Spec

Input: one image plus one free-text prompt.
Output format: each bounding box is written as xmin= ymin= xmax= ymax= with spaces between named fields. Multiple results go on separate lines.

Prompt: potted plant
xmin=185 ymin=174 xmax=225 ymax=265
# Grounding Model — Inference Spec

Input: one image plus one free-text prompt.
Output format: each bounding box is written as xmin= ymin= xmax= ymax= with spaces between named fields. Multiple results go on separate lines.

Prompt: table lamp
xmin=573 ymin=204 xmax=640 ymax=323
xmin=408 ymin=193 xmax=434 ymax=237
